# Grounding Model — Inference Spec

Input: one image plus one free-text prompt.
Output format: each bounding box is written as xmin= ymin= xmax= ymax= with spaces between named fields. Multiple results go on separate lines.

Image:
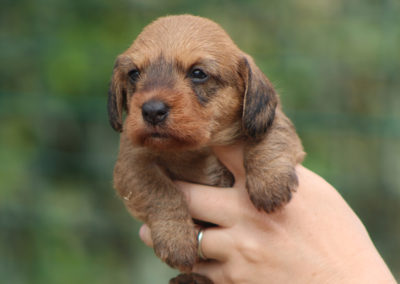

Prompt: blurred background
xmin=1 ymin=0 xmax=399 ymax=283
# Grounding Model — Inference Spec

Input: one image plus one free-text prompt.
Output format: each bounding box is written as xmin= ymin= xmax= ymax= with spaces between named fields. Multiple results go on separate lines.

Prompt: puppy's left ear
xmin=239 ymin=56 xmax=278 ymax=140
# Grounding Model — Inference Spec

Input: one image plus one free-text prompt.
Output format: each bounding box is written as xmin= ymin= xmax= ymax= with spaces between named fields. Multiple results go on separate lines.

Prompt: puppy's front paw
xmin=152 ymin=222 xmax=197 ymax=272
xmin=246 ymin=166 xmax=298 ymax=213
xmin=170 ymin=273 xmax=213 ymax=284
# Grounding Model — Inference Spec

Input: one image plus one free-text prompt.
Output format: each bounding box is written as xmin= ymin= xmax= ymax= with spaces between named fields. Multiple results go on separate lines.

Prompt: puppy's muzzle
xmin=142 ymin=100 xmax=170 ymax=126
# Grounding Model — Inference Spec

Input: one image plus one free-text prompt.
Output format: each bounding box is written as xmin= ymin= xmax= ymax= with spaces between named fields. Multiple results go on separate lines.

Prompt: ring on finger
xmin=197 ymin=228 xmax=207 ymax=260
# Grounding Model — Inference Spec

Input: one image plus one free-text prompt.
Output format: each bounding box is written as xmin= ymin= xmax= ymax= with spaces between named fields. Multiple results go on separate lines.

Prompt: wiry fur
xmin=108 ymin=15 xmax=304 ymax=284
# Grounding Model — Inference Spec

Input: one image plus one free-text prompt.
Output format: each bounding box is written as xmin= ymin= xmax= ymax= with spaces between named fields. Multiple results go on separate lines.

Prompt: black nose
xmin=142 ymin=100 xmax=170 ymax=125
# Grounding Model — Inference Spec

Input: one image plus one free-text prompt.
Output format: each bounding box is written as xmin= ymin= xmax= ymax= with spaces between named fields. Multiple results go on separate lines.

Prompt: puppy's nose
xmin=141 ymin=100 xmax=169 ymax=125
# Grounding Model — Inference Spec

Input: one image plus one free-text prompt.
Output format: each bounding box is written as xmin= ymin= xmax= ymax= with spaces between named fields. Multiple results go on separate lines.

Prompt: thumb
xmin=212 ymin=142 xmax=246 ymax=187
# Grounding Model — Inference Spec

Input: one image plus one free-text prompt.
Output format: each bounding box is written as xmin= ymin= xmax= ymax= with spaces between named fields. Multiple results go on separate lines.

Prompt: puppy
xmin=108 ymin=15 xmax=304 ymax=284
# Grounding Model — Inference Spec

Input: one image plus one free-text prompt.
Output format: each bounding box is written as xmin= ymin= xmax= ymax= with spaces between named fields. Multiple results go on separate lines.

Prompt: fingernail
xmin=139 ymin=224 xmax=147 ymax=240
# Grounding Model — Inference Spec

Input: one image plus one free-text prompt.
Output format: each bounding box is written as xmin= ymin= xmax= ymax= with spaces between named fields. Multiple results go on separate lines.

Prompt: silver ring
xmin=197 ymin=229 xmax=207 ymax=260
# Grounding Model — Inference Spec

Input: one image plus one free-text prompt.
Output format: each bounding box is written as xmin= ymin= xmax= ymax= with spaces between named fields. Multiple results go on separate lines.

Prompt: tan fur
xmin=108 ymin=15 xmax=305 ymax=284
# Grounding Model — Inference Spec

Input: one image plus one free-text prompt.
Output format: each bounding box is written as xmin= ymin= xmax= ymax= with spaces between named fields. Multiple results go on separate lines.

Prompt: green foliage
xmin=1 ymin=0 xmax=399 ymax=282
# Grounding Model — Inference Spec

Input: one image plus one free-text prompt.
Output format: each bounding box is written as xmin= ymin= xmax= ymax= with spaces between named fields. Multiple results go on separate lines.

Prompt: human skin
xmin=138 ymin=143 xmax=396 ymax=284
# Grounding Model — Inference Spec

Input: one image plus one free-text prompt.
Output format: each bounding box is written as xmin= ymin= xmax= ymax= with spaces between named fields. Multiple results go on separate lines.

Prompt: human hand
xmin=139 ymin=143 xmax=396 ymax=283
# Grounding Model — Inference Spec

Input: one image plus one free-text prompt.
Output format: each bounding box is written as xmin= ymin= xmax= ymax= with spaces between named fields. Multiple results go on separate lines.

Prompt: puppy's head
xmin=108 ymin=15 xmax=278 ymax=150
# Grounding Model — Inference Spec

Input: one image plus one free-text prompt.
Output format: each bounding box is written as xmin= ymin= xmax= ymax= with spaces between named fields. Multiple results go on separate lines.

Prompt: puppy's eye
xmin=190 ymin=68 xmax=208 ymax=83
xmin=128 ymin=69 xmax=140 ymax=82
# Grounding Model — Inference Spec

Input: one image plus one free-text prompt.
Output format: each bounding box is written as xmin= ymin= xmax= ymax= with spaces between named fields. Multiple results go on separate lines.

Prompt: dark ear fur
xmin=240 ymin=56 xmax=278 ymax=140
xmin=108 ymin=56 xmax=128 ymax=132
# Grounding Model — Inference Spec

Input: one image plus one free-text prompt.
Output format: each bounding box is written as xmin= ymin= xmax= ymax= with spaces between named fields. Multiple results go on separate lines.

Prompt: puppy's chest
xmin=156 ymin=150 xmax=234 ymax=188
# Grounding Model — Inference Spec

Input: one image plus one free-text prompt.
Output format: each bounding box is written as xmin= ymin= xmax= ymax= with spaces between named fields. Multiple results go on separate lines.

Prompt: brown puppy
xmin=108 ymin=15 xmax=304 ymax=283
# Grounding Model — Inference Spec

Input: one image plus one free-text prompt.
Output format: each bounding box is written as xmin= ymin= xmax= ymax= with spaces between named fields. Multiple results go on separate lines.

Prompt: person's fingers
xmin=175 ymin=181 xmax=241 ymax=227
xmin=139 ymin=224 xmax=153 ymax=247
xmin=212 ymin=142 xmax=246 ymax=187
xmin=198 ymin=227 xmax=232 ymax=261
xmin=139 ymin=223 xmax=232 ymax=262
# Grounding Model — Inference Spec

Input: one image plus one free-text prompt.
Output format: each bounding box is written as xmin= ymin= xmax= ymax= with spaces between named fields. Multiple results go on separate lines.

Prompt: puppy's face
xmin=108 ymin=15 xmax=278 ymax=150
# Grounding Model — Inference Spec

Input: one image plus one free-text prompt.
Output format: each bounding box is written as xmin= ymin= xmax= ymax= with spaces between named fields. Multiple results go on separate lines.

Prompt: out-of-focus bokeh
xmin=1 ymin=0 xmax=399 ymax=282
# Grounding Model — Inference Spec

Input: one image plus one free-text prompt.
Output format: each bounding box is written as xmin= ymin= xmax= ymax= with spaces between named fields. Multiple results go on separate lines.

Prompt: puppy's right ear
xmin=108 ymin=56 xmax=128 ymax=132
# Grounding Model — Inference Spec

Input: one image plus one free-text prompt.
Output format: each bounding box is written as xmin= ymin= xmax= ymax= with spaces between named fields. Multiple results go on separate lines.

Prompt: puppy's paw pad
xmin=249 ymin=191 xmax=291 ymax=213
xmin=170 ymin=273 xmax=213 ymax=284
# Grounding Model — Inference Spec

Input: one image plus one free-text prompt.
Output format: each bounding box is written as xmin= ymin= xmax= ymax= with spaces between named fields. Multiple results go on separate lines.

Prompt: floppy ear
xmin=240 ymin=56 xmax=278 ymax=140
xmin=107 ymin=56 xmax=128 ymax=132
